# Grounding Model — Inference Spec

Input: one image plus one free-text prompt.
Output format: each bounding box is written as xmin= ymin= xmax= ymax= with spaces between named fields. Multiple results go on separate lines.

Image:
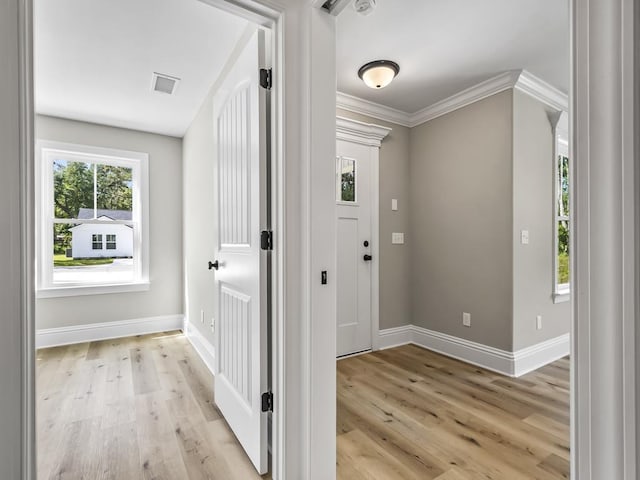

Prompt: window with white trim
xmin=106 ymin=234 xmax=117 ymax=250
xmin=36 ymin=141 xmax=149 ymax=297
xmin=554 ymin=125 xmax=570 ymax=300
xmin=92 ymin=234 xmax=103 ymax=250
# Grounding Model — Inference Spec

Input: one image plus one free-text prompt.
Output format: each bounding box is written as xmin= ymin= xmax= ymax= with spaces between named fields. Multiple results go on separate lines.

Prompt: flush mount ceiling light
xmin=357 ymin=60 xmax=400 ymax=89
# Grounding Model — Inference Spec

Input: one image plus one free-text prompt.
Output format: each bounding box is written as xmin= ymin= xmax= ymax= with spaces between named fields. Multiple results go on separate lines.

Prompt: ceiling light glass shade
xmin=358 ymin=60 xmax=400 ymax=89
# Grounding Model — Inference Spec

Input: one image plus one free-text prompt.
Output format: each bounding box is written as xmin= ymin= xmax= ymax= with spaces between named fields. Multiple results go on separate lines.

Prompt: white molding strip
xmin=183 ymin=320 xmax=216 ymax=375
xmin=512 ymin=333 xmax=571 ymax=377
xmin=36 ymin=314 xmax=184 ymax=349
xmin=337 ymin=69 xmax=569 ymax=129
xmin=336 ymin=115 xmax=392 ymax=146
xmin=410 ymin=325 xmax=514 ymax=375
xmin=378 ymin=325 xmax=414 ymax=350
xmin=337 ymin=91 xmax=412 ymax=127
xmin=377 ymin=325 xmax=570 ymax=377
xmin=514 ymin=70 xmax=569 ymax=113
xmin=409 ymin=71 xmax=521 ymax=127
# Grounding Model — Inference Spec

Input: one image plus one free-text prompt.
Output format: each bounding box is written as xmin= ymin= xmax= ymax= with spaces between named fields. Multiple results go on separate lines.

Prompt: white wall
xmin=35 ymin=115 xmax=183 ymax=329
xmin=512 ymin=90 xmax=570 ymax=349
xmin=181 ymin=53 xmax=219 ymax=350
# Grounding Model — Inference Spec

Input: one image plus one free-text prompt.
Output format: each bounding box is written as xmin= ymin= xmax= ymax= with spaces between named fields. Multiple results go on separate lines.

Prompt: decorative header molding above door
xmin=336 ymin=116 xmax=391 ymax=147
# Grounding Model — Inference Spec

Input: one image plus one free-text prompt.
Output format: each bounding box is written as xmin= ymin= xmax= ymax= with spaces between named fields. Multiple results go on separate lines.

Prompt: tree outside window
xmin=557 ymin=154 xmax=570 ymax=291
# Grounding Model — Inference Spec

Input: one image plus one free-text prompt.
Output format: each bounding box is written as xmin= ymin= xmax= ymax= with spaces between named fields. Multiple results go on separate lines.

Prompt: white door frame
xmin=571 ymin=0 xmax=638 ymax=477
xmin=336 ymin=116 xmax=390 ymax=352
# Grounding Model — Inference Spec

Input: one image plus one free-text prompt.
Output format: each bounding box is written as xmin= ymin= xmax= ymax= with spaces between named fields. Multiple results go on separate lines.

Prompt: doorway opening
xmin=32 ymin=0 xmax=278 ymax=477
xmin=333 ymin=1 xmax=572 ymax=478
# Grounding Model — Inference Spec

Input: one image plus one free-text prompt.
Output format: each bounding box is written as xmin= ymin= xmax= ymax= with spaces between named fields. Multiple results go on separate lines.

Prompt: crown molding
xmin=336 ymin=69 xmax=568 ymax=129
xmin=336 ymin=91 xmax=411 ymax=127
xmin=514 ymin=70 xmax=569 ymax=112
xmin=408 ymin=70 xmax=521 ymax=127
xmin=336 ymin=115 xmax=392 ymax=147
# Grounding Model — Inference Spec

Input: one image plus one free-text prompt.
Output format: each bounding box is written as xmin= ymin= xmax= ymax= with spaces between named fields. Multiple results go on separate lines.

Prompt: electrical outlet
xmin=521 ymin=230 xmax=530 ymax=245
xmin=200 ymin=309 xmax=204 ymax=324
xmin=536 ymin=315 xmax=542 ymax=330
xmin=463 ymin=312 xmax=471 ymax=327
xmin=211 ymin=318 xmax=215 ymax=333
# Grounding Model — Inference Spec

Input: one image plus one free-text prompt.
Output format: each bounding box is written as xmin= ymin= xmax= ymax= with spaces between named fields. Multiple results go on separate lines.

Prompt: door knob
xmin=363 ymin=254 xmax=372 ymax=261
xmin=208 ymin=260 xmax=219 ymax=270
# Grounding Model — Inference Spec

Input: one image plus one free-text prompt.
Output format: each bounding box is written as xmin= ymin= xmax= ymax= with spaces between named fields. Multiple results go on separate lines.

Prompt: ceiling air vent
xmin=152 ymin=72 xmax=180 ymax=95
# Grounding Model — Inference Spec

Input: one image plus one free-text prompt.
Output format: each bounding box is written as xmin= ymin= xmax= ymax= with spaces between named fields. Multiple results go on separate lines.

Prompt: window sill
xmin=553 ymin=292 xmax=571 ymax=304
xmin=37 ymin=281 xmax=150 ymax=299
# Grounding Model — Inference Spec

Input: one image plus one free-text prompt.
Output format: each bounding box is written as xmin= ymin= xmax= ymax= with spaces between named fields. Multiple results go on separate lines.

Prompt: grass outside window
xmin=53 ymin=254 xmax=114 ymax=267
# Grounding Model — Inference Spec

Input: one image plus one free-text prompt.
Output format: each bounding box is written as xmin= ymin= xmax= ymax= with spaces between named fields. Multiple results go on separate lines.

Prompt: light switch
xmin=521 ymin=230 xmax=529 ymax=245
xmin=391 ymin=199 xmax=398 ymax=211
xmin=392 ymin=232 xmax=404 ymax=244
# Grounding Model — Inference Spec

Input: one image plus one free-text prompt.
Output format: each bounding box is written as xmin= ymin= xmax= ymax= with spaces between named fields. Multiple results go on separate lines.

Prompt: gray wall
xmin=336 ymin=108 xmax=411 ymax=329
xmin=182 ymin=76 xmax=218 ymax=347
xmin=35 ymin=115 xmax=184 ymax=329
xmin=0 ymin=0 xmax=28 ymax=475
xmin=512 ymin=91 xmax=570 ymax=349
xmin=409 ymin=91 xmax=514 ymax=350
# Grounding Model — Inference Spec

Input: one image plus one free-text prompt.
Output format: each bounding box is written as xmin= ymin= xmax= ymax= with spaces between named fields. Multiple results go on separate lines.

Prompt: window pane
xmin=339 ymin=158 xmax=356 ymax=202
xmin=53 ymin=223 xmax=135 ymax=284
xmin=53 ymin=160 xmax=133 ymax=220
xmin=558 ymin=155 xmax=569 ymax=217
xmin=557 ymin=220 xmax=570 ymax=284
xmin=92 ymin=234 xmax=103 ymax=250
xmin=53 ymin=159 xmax=95 ymax=219
xmin=96 ymin=164 xmax=133 ymax=214
xmin=106 ymin=234 xmax=117 ymax=250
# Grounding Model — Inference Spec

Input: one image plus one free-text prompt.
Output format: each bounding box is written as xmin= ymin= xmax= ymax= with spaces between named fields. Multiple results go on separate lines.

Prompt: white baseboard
xmin=36 ymin=314 xmax=185 ymax=349
xmin=377 ymin=325 xmax=570 ymax=378
xmin=512 ymin=333 xmax=570 ymax=377
xmin=183 ymin=320 xmax=216 ymax=375
xmin=378 ymin=325 xmax=414 ymax=350
xmin=410 ymin=326 xmax=514 ymax=376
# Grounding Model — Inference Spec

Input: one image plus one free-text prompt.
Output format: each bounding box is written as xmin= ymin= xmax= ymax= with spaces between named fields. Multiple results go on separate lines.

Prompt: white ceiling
xmin=336 ymin=0 xmax=569 ymax=114
xmin=34 ymin=0 xmax=248 ymax=137
xmin=35 ymin=1 xmax=569 ymax=136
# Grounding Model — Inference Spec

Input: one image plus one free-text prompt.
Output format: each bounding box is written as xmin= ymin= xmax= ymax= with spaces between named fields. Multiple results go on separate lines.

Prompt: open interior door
xmin=212 ymin=28 xmax=269 ymax=474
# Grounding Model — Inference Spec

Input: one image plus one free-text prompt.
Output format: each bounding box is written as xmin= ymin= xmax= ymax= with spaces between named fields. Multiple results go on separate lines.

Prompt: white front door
xmin=336 ymin=139 xmax=373 ymax=357
xmin=212 ymin=28 xmax=269 ymax=474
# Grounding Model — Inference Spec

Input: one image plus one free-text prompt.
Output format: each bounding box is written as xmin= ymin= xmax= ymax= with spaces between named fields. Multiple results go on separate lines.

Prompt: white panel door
xmin=212 ymin=29 xmax=268 ymax=474
xmin=336 ymin=139 xmax=373 ymax=357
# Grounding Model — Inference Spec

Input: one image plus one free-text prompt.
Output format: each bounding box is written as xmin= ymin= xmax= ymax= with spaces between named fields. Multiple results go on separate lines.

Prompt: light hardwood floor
xmin=337 ymin=344 xmax=570 ymax=480
xmin=38 ymin=333 xmax=569 ymax=479
xmin=37 ymin=331 xmax=268 ymax=480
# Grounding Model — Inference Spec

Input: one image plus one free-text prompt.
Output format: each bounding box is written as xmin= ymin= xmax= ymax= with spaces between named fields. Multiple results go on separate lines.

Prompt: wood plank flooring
xmin=37 ymin=331 xmax=268 ymax=480
xmin=39 ymin=333 xmax=569 ymax=479
xmin=337 ymin=344 xmax=570 ymax=480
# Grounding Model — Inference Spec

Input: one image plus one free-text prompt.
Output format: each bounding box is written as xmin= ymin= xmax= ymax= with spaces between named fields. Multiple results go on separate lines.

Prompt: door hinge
xmin=260 ymin=68 xmax=272 ymax=90
xmin=260 ymin=230 xmax=273 ymax=250
xmin=261 ymin=391 xmax=273 ymax=412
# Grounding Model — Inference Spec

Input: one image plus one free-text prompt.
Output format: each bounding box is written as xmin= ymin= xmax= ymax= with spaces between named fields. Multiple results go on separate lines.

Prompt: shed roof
xmin=77 ymin=208 xmax=132 ymax=221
